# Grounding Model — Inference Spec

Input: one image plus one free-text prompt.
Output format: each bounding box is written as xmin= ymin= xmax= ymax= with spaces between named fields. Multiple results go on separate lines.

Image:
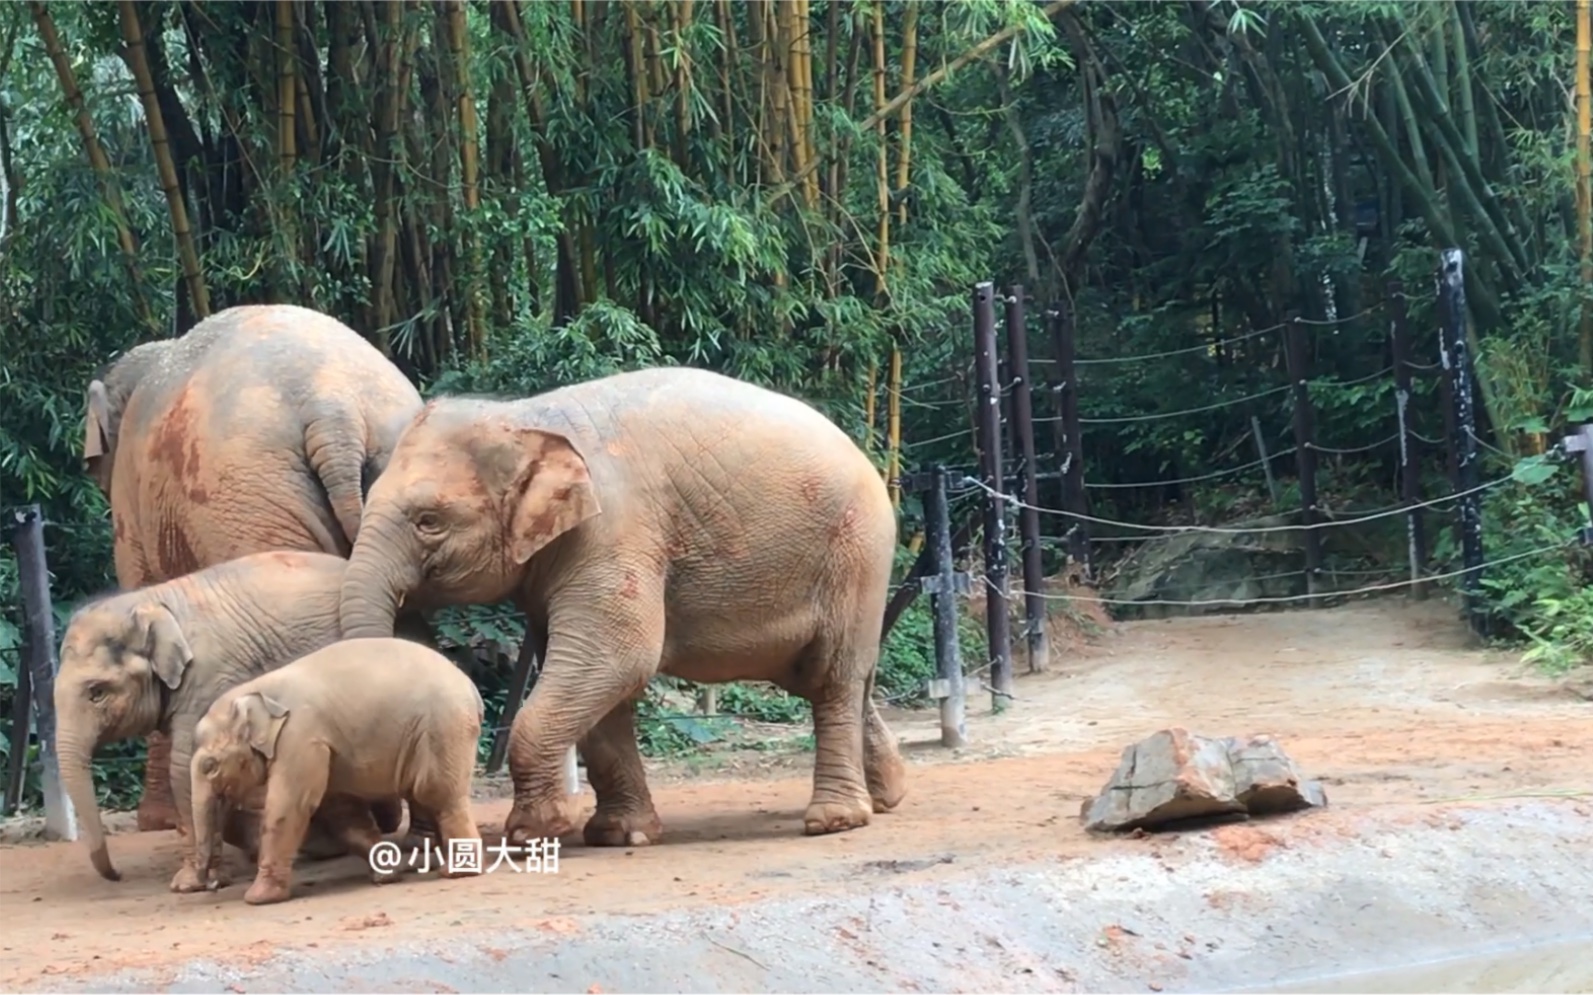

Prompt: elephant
xmin=338 ymin=365 xmax=909 ymax=850
xmin=190 ymin=637 xmax=484 ymax=905
xmin=81 ymin=302 xmax=424 ymax=832
xmin=53 ymin=550 xmax=410 ymax=891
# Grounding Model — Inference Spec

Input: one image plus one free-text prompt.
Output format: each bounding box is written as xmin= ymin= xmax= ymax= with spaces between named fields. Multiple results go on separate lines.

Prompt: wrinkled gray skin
xmin=53 ymin=550 xmax=413 ymax=891
xmin=340 ymin=366 xmax=909 ymax=851
xmin=82 ymin=303 xmax=428 ymax=835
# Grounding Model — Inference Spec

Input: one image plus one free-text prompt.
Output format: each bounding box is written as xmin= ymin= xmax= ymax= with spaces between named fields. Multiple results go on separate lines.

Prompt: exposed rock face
xmin=1081 ymin=727 xmax=1327 ymax=833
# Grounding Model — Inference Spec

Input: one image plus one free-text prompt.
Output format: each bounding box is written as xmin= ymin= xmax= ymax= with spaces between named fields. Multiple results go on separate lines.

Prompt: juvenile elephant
xmin=54 ymin=550 xmax=407 ymax=889
xmin=339 ymin=366 xmax=908 ymax=849
xmin=82 ymin=303 xmax=424 ymax=831
xmin=191 ymin=637 xmax=484 ymax=905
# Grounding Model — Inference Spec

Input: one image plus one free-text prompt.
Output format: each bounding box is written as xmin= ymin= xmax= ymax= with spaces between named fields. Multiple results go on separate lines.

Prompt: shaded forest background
xmin=1 ymin=0 xmax=1590 ymax=805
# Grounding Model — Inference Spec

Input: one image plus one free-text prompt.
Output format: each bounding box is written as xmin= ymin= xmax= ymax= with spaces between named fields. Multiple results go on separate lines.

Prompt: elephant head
xmin=82 ymin=342 xmax=169 ymax=494
xmin=55 ymin=598 xmax=195 ymax=881
xmin=339 ymin=399 xmax=603 ymax=638
xmin=190 ymin=691 xmax=282 ymax=878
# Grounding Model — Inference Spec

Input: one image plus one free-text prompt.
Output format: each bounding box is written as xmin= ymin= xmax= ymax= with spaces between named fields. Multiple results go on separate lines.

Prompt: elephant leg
xmin=166 ymin=733 xmax=210 ymax=892
xmin=401 ymin=800 xmax=440 ymax=853
xmin=223 ymin=808 xmax=262 ymax=862
xmin=863 ymin=688 xmax=908 ymax=813
xmin=503 ymin=597 xmax=663 ymax=849
xmin=297 ymin=810 xmax=353 ymax=861
xmin=136 ymin=731 xmax=179 ymax=832
xmin=579 ymin=696 xmax=662 ymax=847
xmin=425 ymin=793 xmax=484 ymax=879
xmin=245 ymin=745 xmax=330 ymax=906
xmin=800 ymin=640 xmax=875 ymax=837
xmin=317 ymin=794 xmax=403 ymax=884
xmin=371 ymin=796 xmax=404 ymax=835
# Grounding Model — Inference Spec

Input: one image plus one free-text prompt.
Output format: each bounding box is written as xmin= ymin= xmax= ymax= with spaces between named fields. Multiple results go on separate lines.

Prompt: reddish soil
xmin=1 ymin=597 xmax=1587 ymax=991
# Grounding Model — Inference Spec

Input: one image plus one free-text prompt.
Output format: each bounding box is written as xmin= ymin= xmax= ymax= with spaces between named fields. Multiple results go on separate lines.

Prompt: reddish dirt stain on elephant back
xmin=147 ymin=384 xmax=204 ymax=493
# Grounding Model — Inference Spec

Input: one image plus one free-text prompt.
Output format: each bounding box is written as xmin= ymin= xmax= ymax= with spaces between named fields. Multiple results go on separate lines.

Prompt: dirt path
xmin=2 ymin=597 xmax=1587 ymax=991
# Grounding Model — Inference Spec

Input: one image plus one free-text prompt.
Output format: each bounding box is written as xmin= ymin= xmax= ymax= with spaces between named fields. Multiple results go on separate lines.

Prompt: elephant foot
xmin=243 ymin=872 xmax=293 ymax=905
xmin=369 ymin=866 xmax=405 ymax=886
xmin=803 ymin=796 xmax=873 ymax=836
xmin=866 ymin=753 xmax=908 ymax=814
xmin=170 ymin=861 xmax=228 ymax=894
xmin=136 ymin=798 xmax=179 ymax=833
xmin=582 ymin=806 xmax=663 ymax=847
xmin=371 ymin=797 xmax=404 ymax=835
xmin=504 ymin=795 xmax=578 ymax=848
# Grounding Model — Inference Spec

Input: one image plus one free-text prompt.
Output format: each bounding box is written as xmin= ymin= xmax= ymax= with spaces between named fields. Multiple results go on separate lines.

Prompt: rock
xmin=1080 ymin=727 xmax=1326 ymax=833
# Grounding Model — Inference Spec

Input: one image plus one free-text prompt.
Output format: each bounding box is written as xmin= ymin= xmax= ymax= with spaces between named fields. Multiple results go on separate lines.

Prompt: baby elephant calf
xmin=189 ymin=637 xmax=484 ymax=905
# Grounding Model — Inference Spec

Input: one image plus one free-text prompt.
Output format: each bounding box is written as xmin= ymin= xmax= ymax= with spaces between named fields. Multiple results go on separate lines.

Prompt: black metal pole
xmin=925 ymin=464 xmax=967 ymax=747
xmin=8 ymin=506 xmax=75 ymax=839
xmin=1047 ymin=302 xmax=1092 ymax=578
xmin=1565 ymin=424 xmax=1593 ymax=549
xmin=1004 ymin=286 xmax=1050 ymax=674
xmin=1283 ymin=313 xmax=1323 ymax=606
xmin=1389 ymin=280 xmax=1427 ymax=599
xmin=972 ymin=281 xmax=1013 ymax=706
xmin=1438 ymin=248 xmax=1488 ymax=637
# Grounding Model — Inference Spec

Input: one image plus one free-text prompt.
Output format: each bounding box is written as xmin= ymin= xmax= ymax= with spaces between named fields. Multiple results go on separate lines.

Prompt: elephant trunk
xmin=339 ymin=514 xmax=420 ymax=639
xmin=57 ymin=730 xmax=118 ymax=881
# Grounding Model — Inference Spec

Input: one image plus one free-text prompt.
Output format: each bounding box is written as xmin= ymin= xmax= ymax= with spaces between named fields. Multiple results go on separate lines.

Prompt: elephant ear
xmin=508 ymin=429 xmax=602 ymax=565
xmin=234 ymin=693 xmax=290 ymax=760
xmin=83 ymin=379 xmax=112 ymax=462
xmin=131 ymin=603 xmax=194 ymax=690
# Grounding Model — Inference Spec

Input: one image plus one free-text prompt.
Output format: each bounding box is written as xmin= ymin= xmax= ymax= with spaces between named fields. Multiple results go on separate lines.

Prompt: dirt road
xmin=2 ymin=597 xmax=1588 ymax=992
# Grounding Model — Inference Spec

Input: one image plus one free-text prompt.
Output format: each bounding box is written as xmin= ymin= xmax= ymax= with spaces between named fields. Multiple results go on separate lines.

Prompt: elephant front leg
xmin=168 ymin=727 xmax=226 ymax=893
xmin=503 ymin=603 xmax=663 ymax=849
xmin=579 ymin=696 xmax=662 ymax=847
xmin=245 ymin=747 xmax=330 ymax=905
xmin=137 ymin=730 xmax=179 ymax=832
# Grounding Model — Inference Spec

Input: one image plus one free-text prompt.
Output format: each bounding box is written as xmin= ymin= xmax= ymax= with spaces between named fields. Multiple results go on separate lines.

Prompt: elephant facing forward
xmin=339 ymin=366 xmax=909 ymax=849
xmin=82 ymin=303 xmax=424 ymax=831
xmin=53 ymin=550 xmax=407 ymax=890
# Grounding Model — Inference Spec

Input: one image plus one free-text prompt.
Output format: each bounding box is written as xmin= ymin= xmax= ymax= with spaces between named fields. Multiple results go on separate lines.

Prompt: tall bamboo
xmin=116 ymin=0 xmax=211 ymax=319
xmin=870 ymin=0 xmax=889 ymax=294
xmin=672 ymin=0 xmax=695 ymax=170
xmin=894 ymin=0 xmax=918 ymax=226
xmin=886 ymin=346 xmax=902 ymax=509
xmin=27 ymin=1 xmax=155 ymax=333
xmin=444 ymin=0 xmax=486 ymax=357
xmin=1578 ymin=0 xmax=1592 ymax=373
xmin=276 ymin=0 xmax=296 ymax=176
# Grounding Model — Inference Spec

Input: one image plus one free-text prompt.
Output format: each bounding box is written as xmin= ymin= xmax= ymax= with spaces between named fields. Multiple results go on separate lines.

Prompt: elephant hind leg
xmin=578 ymin=696 xmax=662 ymax=847
xmin=797 ymin=639 xmax=876 ymax=837
xmin=316 ymin=794 xmax=400 ymax=883
xmin=136 ymin=732 xmax=179 ymax=832
xmin=863 ymin=682 xmax=908 ymax=813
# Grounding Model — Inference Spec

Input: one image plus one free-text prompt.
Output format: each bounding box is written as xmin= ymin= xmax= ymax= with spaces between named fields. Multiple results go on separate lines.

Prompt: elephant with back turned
xmin=82 ymin=303 xmax=424 ymax=833
xmin=339 ymin=366 xmax=909 ymax=847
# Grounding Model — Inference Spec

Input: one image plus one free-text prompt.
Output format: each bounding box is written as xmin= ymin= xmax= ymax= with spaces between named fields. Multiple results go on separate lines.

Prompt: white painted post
xmin=8 ymin=506 xmax=76 ymax=841
xmin=563 ymin=745 xmax=580 ymax=796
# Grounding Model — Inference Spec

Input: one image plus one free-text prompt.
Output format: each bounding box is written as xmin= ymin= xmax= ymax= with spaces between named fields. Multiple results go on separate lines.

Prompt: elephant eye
xmin=87 ymin=684 xmax=108 ymax=703
xmin=413 ymin=510 xmax=445 ymax=534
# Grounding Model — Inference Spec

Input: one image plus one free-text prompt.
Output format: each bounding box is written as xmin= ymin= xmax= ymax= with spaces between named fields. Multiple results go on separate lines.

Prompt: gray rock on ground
xmin=1080 ymin=727 xmax=1328 ymax=833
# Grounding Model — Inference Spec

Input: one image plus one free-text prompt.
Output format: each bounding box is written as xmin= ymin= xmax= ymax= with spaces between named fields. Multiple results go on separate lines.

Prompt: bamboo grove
xmin=0 ymin=1 xmax=1589 ymax=638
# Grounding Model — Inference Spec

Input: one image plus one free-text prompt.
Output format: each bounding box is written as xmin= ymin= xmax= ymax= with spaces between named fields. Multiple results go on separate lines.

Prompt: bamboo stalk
xmin=117 ymin=0 xmax=211 ymax=318
xmin=894 ymin=0 xmax=918 ymax=226
xmin=277 ymin=0 xmax=296 ymax=176
xmin=715 ymin=0 xmax=736 ymax=161
xmin=793 ymin=0 xmax=817 ymax=206
xmin=673 ymin=0 xmax=694 ymax=170
xmin=864 ymin=360 xmax=877 ymax=454
xmin=1448 ymin=0 xmax=1478 ymax=161
xmin=27 ymin=0 xmax=156 ymax=333
xmin=444 ymin=0 xmax=486 ymax=357
xmin=768 ymin=0 xmax=1076 ymax=206
xmin=1579 ymin=0 xmax=1592 ymax=373
xmin=886 ymin=346 xmax=902 ymax=509
xmin=366 ymin=0 xmax=405 ymax=349
xmin=870 ymin=0 xmax=889 ymax=297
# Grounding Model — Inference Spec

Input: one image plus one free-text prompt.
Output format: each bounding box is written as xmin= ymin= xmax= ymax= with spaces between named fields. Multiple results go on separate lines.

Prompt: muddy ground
xmin=1 ymin=597 xmax=1589 ymax=993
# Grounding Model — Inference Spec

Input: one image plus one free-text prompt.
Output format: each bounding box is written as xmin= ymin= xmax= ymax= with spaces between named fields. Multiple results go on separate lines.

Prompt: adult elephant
xmin=82 ymin=303 xmax=424 ymax=832
xmin=339 ymin=366 xmax=908 ymax=848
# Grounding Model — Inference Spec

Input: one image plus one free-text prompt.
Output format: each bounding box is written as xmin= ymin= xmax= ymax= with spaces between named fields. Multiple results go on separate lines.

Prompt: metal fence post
xmin=1438 ymin=248 xmax=1488 ymax=637
xmin=919 ymin=464 xmax=969 ymax=748
xmin=1562 ymin=424 xmax=1593 ymax=548
xmin=1283 ymin=312 xmax=1324 ymax=606
xmin=1004 ymin=286 xmax=1051 ymax=675
xmin=6 ymin=506 xmax=76 ymax=840
xmin=1389 ymin=279 xmax=1428 ymax=599
xmin=1046 ymin=302 xmax=1092 ymax=577
xmin=972 ymin=281 xmax=1013 ymax=707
